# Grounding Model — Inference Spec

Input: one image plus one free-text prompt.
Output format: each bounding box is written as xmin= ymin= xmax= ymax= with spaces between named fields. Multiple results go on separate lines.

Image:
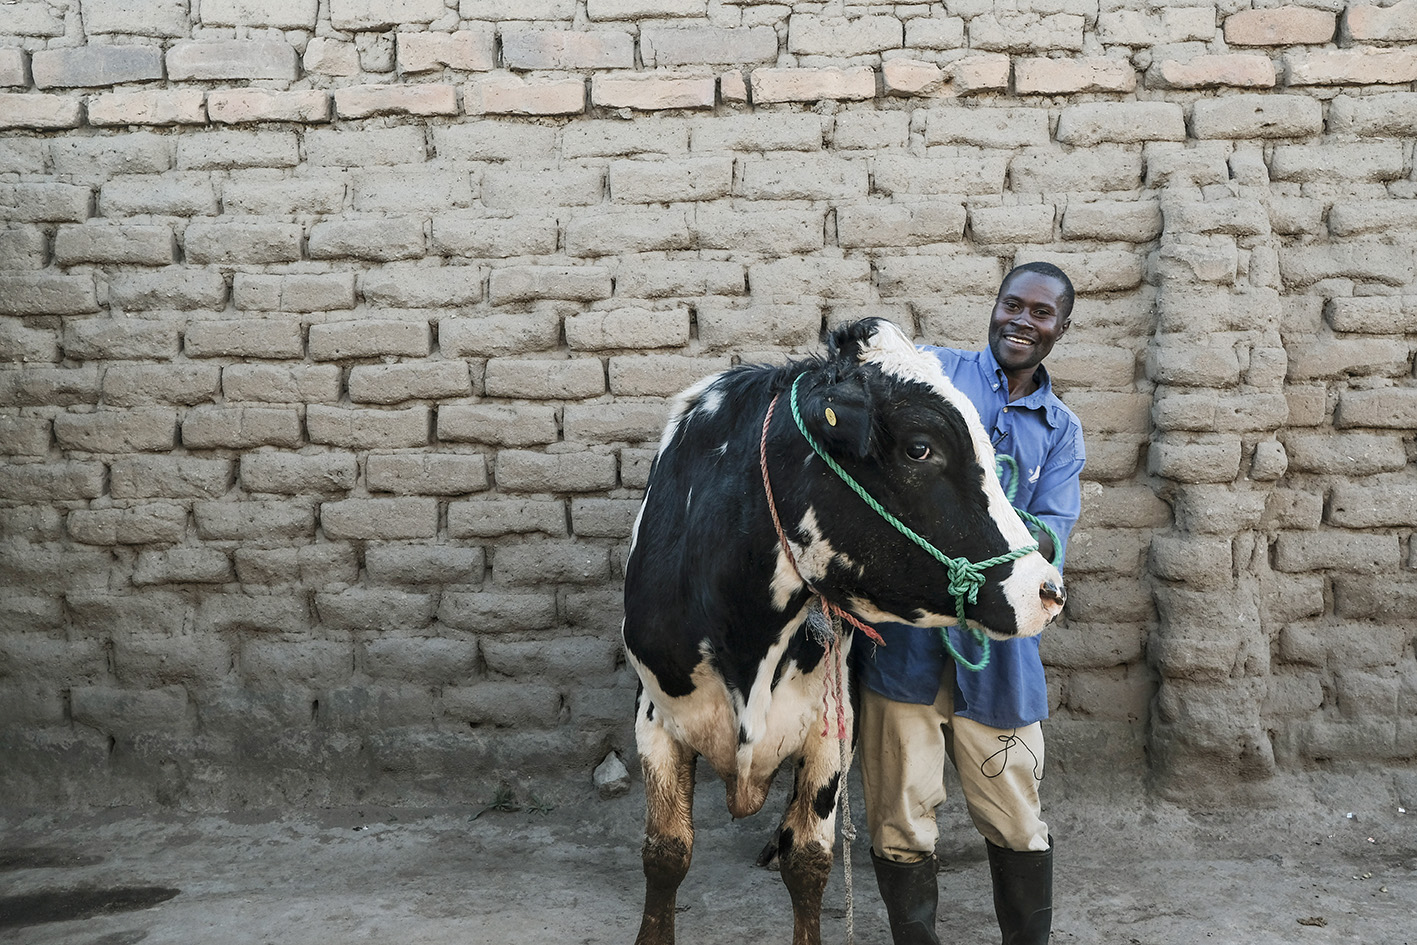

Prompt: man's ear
xmin=799 ymin=374 xmax=875 ymax=460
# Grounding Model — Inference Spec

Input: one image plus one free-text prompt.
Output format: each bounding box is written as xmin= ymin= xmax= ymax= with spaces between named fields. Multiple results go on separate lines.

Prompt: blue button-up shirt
xmin=855 ymin=345 xmax=1086 ymax=729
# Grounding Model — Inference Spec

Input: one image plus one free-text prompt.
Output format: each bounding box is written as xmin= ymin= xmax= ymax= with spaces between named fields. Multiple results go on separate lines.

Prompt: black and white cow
xmin=622 ymin=318 xmax=1066 ymax=945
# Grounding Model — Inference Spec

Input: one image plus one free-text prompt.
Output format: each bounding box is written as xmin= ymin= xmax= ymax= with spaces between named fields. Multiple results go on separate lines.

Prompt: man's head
xmin=988 ymin=262 xmax=1073 ymax=381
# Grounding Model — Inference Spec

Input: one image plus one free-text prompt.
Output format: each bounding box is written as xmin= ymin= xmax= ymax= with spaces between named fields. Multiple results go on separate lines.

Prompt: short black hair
xmin=999 ymin=262 xmax=1074 ymax=321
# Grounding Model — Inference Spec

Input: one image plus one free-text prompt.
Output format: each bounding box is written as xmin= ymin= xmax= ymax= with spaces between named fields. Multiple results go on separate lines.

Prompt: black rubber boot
xmin=870 ymin=850 xmax=942 ymax=945
xmin=986 ymin=837 xmax=1053 ymax=945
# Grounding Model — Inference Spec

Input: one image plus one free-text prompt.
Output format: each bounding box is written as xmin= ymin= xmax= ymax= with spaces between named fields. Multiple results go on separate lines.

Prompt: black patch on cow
xmin=812 ymin=773 xmax=840 ymax=820
xmin=738 ymin=724 xmax=749 ymax=746
xmin=778 ymin=826 xmax=795 ymax=858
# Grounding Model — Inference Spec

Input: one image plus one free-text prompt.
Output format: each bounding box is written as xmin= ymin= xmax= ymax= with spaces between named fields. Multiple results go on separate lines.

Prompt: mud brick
xmin=1329 ymin=201 xmax=1417 ymax=237
xmin=491 ymin=540 xmax=611 ymax=585
xmin=1147 ymin=342 xmax=1240 ymax=387
xmin=165 ymin=40 xmax=297 ymax=81
xmin=439 ymin=589 xmax=557 ymax=633
xmin=354 ymin=260 xmax=479 ymax=309
xmin=482 ymin=161 xmax=603 ymax=209
xmin=1275 ymin=531 xmax=1398 ymax=574
xmin=1163 ymin=198 xmax=1270 ymax=236
xmin=431 ymin=215 xmax=558 ymax=258
xmin=750 ymin=258 xmax=871 ymax=305
xmin=330 ymin=0 xmax=444 ymax=30
xmin=488 ymin=266 xmax=611 ymax=304
xmin=111 ymin=456 xmax=232 ymax=499
xmin=30 ymin=46 xmax=161 ymax=88
xmin=353 ymin=169 xmax=475 ymax=214
xmin=51 ymin=408 xmax=176 ymax=453
xmin=696 ymin=303 xmax=821 ymax=350
xmin=466 ymin=74 xmax=585 ymax=116
xmin=882 ymin=58 xmax=945 ymax=96
xmin=751 ymin=67 xmax=876 ymax=104
xmin=1286 ymin=337 xmax=1409 ymax=379
xmin=0 ymin=507 xmax=63 ymax=543
xmin=608 ymin=354 xmax=727 ymax=397
xmin=1190 ymin=94 xmax=1322 ymax=139
xmin=438 ymin=404 xmax=559 ymax=447
xmin=873 ymin=154 xmax=1009 ymax=196
xmin=0 ymin=462 xmax=105 ymax=501
xmin=235 ymin=545 xmax=358 ymax=586
xmin=502 ymin=30 xmax=632 ymax=70
xmin=1055 ymin=103 xmax=1183 ymax=147
xmin=398 ymin=30 xmax=496 ymax=73
xmin=0 ymin=226 xmax=46 ymax=269
xmin=495 ymin=449 xmax=617 ymax=492
xmin=443 ymin=681 xmax=561 ymax=728
xmin=184 ymin=222 xmax=303 ymax=265
xmin=569 ymin=497 xmax=639 ymax=539
xmin=875 ymin=254 xmax=1002 ymax=298
xmin=233 ymin=273 xmax=355 ymax=313
xmin=1328 ymin=478 xmax=1417 ymax=528
xmin=693 ymin=207 xmax=825 ymax=255
xmin=182 ymin=406 xmax=302 ymax=449
xmin=364 ymin=638 xmax=479 ymax=685
xmin=184 ymin=319 xmax=303 ymax=359
xmin=434 ymin=122 xmax=559 ymax=161
xmin=0 ymin=93 xmax=81 ymax=130
xmin=968 ymin=205 xmax=1055 ymax=244
xmin=1337 ymin=388 xmax=1417 ymax=430
xmin=304 ymin=38 xmax=360 ymax=77
xmin=784 ymin=13 xmax=901 ymax=56
xmin=837 ymin=203 xmax=966 ymax=248
xmin=1224 ymin=7 xmax=1336 ymax=46
xmin=132 ymin=548 xmax=234 ymax=585
xmin=0 ymin=183 xmax=91 ymax=222
xmin=0 ymin=321 xmax=57 ymax=362
xmin=176 ymin=131 xmax=299 ymax=170
xmin=194 ymin=500 xmax=315 ymax=541
xmin=348 ymin=362 xmax=473 ymax=404
xmin=565 ymin=309 xmax=691 ymax=351
xmin=199 ymin=0 xmax=319 ymax=27
xmin=207 ymin=90 xmax=331 ymax=124
xmin=483 ymin=636 xmax=618 ymax=681
xmin=1347 ymin=0 xmax=1417 ymax=41
xmin=591 ymin=73 xmax=716 ymax=111
xmin=55 ymin=224 xmax=175 ymax=267
xmin=83 ymin=0 xmax=188 ymax=35
xmin=111 ymin=269 xmax=226 ymax=312
xmin=0 ymin=417 xmax=50 ymax=456
xmin=319 ymin=497 xmax=438 ymax=540
xmin=1280 ymin=244 xmax=1413 ymax=288
xmin=102 ymin=174 xmax=218 ymax=218
xmin=440 ymin=312 xmax=561 ymax=358
xmin=1327 ymin=92 xmax=1417 ymax=136
xmin=1283 ymin=432 xmax=1406 ymax=475
xmin=565 ymin=208 xmax=692 ymax=257
xmin=240 ymin=453 xmax=357 ymax=494
xmin=223 ymin=175 xmax=345 ymax=216
xmin=308 ymin=320 xmax=430 ymax=360
xmin=689 ymin=113 xmax=822 ymax=153
xmin=305 ymin=127 xmax=427 ymax=167
xmin=1017 ymin=58 xmax=1137 ymax=96
xmin=1010 ymin=146 xmax=1143 ymax=194
xmin=222 ymin=365 xmax=341 ymax=404
xmin=562 ymin=402 xmax=666 ymax=444
xmin=641 ymin=25 xmax=777 ymax=66
xmin=306 ymin=406 xmax=431 ymax=450
xmin=1062 ymin=200 xmax=1162 ymax=242
xmin=365 ymin=544 xmax=485 ymax=586
xmin=103 ymin=364 xmax=220 ymax=406
xmin=1046 ymin=345 xmax=1137 ymax=392
xmin=0 ymin=366 xmax=99 ymax=406
xmin=1271 ymin=142 xmax=1406 ymax=182
xmin=1326 ymin=297 xmax=1417 ymax=334
xmin=239 ymin=639 xmax=352 ymax=687
xmin=307 ymin=218 xmax=425 ymax=262
xmin=367 ymin=453 xmax=488 ymax=495
xmin=615 ymin=259 xmax=745 ymax=298
xmin=738 ymin=154 xmax=868 ymax=202
xmin=448 ymin=498 xmax=566 ymax=538
xmin=71 ymin=686 xmax=192 ymax=736
xmin=0 ymin=50 xmax=28 ymax=88
xmin=484 ymin=358 xmax=604 ymax=400
xmin=834 ymin=111 xmax=910 ymax=150
xmin=335 ymin=84 xmax=458 ymax=119
xmin=1098 ymin=8 xmax=1215 ymax=45
xmin=1147 ymin=434 xmax=1242 ymax=483
xmin=586 ymin=0 xmax=705 ymax=17
xmin=1151 ymin=54 xmax=1276 ymax=90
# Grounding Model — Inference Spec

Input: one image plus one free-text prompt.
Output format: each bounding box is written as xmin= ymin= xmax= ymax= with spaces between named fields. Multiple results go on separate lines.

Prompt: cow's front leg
xmin=777 ymin=719 xmax=851 ymax=945
xmin=635 ymin=693 xmax=696 ymax=945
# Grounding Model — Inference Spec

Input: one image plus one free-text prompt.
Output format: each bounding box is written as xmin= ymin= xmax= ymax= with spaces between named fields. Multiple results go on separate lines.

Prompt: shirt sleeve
xmin=1026 ymin=417 xmax=1085 ymax=570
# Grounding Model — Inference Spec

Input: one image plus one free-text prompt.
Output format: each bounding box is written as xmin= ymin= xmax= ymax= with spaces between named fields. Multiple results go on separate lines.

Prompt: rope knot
xmin=946 ymin=561 xmax=986 ymax=605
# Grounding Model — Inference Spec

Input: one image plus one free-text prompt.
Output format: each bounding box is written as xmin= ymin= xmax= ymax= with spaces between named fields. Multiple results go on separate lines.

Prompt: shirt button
xmin=1002 ymin=407 xmax=1009 ymax=413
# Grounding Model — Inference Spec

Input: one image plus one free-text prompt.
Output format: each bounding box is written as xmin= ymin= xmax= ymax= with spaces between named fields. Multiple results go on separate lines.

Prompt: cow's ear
xmin=825 ymin=317 xmax=885 ymax=365
xmin=800 ymin=375 xmax=875 ymax=460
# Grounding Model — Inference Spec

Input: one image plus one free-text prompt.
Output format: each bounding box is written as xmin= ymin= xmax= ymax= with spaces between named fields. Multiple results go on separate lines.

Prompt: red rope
xmin=759 ymin=393 xmax=885 ymax=650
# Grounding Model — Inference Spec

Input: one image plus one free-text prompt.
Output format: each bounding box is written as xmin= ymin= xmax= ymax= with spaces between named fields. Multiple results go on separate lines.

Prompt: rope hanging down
xmin=786 ymin=374 xmax=1061 ymax=672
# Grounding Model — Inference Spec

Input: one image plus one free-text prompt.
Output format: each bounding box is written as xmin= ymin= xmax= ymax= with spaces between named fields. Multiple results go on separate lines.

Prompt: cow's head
xmin=787 ymin=318 xmax=1064 ymax=639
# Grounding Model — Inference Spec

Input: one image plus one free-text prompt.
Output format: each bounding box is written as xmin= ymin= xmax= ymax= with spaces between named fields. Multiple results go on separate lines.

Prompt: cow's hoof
xmin=756 ymin=834 xmax=781 ymax=871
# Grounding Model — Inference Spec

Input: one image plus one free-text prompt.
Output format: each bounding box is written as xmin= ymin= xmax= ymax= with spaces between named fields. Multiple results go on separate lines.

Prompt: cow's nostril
xmin=1040 ymin=580 xmax=1066 ymax=606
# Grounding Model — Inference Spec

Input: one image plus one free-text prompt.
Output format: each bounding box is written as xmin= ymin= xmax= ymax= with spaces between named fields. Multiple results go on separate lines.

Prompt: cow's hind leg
xmin=776 ymin=728 xmax=850 ymax=945
xmin=634 ymin=693 xmax=696 ymax=945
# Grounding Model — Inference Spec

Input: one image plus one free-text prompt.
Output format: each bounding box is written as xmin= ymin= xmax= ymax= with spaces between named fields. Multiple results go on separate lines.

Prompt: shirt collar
xmin=980 ymin=346 xmax=1063 ymax=426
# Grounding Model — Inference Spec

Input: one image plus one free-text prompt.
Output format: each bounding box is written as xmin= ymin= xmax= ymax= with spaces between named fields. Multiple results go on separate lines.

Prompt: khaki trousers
xmin=859 ymin=676 xmax=1050 ymax=862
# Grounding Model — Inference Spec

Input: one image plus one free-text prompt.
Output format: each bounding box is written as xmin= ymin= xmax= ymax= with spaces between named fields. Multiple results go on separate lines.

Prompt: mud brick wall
xmin=1 ymin=0 xmax=1414 ymax=808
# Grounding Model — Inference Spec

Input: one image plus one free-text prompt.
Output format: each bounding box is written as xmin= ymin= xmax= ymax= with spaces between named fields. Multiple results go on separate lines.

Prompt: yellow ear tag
xmin=824 ymin=407 xmax=837 ymax=427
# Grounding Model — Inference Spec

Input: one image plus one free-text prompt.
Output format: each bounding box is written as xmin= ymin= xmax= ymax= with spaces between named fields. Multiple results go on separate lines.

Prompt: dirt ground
xmin=1 ymin=766 xmax=1413 ymax=945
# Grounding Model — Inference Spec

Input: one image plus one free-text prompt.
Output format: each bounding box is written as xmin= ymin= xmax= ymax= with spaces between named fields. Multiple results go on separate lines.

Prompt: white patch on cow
xmin=656 ymin=372 xmax=728 ymax=459
xmin=735 ymin=604 xmax=809 ymax=767
xmin=768 ymin=508 xmax=859 ymax=611
xmin=685 ymin=486 xmax=692 ymax=514
xmin=714 ymin=442 xmax=729 ymax=457
xmin=627 ymin=483 xmax=651 ymax=558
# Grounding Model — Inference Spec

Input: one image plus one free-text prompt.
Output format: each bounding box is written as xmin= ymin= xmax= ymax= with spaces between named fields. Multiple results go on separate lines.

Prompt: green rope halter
xmin=788 ymin=374 xmax=1061 ymax=672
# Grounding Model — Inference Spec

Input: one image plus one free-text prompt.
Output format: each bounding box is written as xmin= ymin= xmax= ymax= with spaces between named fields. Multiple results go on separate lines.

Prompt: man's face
xmin=988 ymin=271 xmax=1071 ymax=375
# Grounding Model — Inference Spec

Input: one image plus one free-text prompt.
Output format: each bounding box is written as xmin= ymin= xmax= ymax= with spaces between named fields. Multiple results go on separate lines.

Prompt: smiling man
xmin=855 ymin=262 xmax=1085 ymax=945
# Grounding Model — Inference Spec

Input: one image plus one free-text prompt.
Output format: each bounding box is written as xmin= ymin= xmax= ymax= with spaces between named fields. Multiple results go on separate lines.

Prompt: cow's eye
xmin=906 ymin=442 xmax=931 ymax=462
